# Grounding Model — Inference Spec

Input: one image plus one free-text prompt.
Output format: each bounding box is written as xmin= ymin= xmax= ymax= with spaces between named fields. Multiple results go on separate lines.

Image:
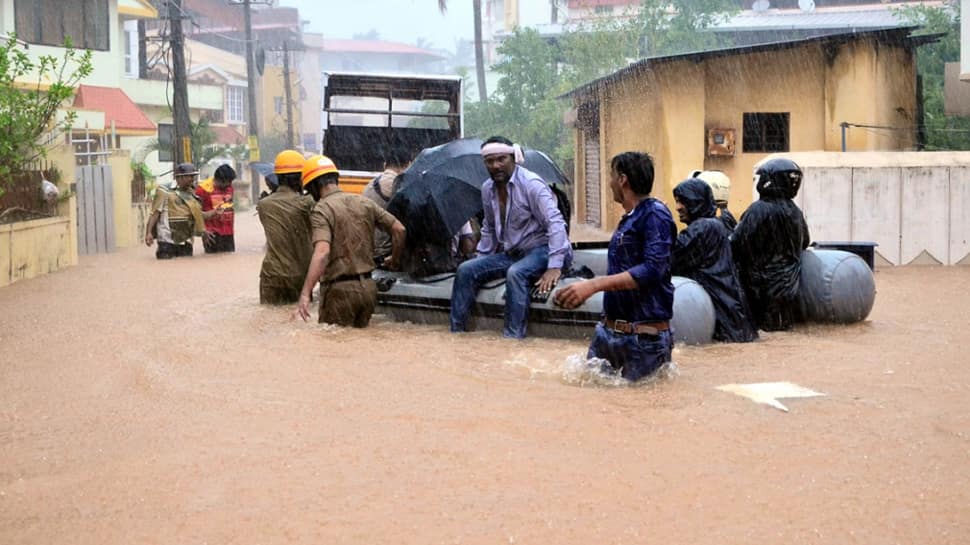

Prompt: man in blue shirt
xmin=555 ymin=151 xmax=675 ymax=381
xmin=449 ymin=136 xmax=572 ymax=339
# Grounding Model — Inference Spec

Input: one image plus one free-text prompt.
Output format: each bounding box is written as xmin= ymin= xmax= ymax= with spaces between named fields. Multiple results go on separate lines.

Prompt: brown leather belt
xmin=324 ymin=271 xmax=372 ymax=285
xmin=602 ymin=318 xmax=669 ymax=336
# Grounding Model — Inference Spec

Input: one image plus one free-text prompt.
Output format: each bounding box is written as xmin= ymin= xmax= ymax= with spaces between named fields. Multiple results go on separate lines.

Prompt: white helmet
xmin=689 ymin=170 xmax=730 ymax=204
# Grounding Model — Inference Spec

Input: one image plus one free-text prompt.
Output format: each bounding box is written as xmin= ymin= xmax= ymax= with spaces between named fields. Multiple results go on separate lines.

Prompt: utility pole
xmin=243 ymin=0 xmax=261 ymax=205
xmin=282 ymin=40 xmax=295 ymax=149
xmin=169 ymin=0 xmax=192 ymax=164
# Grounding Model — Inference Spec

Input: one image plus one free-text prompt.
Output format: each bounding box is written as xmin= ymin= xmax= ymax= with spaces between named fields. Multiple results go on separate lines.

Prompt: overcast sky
xmin=277 ymin=0 xmax=476 ymax=51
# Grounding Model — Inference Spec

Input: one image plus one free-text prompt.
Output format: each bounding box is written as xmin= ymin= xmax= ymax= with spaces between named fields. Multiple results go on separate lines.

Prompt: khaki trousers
xmin=318 ymin=278 xmax=377 ymax=327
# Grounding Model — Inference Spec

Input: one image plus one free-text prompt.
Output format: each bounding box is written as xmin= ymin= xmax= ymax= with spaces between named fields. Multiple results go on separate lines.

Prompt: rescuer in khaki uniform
xmin=257 ymin=150 xmax=315 ymax=304
xmin=296 ymin=155 xmax=406 ymax=327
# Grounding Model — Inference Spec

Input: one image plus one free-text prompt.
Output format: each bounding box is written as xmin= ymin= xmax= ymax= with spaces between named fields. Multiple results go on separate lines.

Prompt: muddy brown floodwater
xmin=1 ymin=212 xmax=968 ymax=544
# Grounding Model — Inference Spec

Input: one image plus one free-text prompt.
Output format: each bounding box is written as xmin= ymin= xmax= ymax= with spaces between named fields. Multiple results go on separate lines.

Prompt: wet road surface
xmin=1 ymin=213 xmax=968 ymax=544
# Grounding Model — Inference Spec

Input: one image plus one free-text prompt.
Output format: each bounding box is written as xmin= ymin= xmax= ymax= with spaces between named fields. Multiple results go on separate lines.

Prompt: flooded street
xmin=1 ymin=212 xmax=968 ymax=544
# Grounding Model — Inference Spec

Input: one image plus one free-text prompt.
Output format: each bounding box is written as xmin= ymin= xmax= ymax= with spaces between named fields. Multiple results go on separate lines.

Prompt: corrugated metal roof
xmin=713 ymin=8 xmax=912 ymax=31
xmin=559 ymin=26 xmax=925 ymax=100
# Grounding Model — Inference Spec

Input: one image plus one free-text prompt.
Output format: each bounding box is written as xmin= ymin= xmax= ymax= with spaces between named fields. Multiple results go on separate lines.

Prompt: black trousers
xmin=203 ymin=233 xmax=235 ymax=253
xmin=156 ymin=241 xmax=193 ymax=259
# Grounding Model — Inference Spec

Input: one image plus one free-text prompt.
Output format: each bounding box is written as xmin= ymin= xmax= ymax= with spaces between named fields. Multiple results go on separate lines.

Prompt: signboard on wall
xmin=157 ymin=123 xmax=173 ymax=163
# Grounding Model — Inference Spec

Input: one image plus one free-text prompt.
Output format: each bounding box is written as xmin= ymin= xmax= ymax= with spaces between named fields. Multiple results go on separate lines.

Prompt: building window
xmin=15 ymin=0 xmax=109 ymax=51
xmin=274 ymin=97 xmax=284 ymax=115
xmin=226 ymin=86 xmax=245 ymax=124
xmin=742 ymin=112 xmax=789 ymax=153
xmin=594 ymin=5 xmax=613 ymax=14
xmin=123 ymin=20 xmax=138 ymax=78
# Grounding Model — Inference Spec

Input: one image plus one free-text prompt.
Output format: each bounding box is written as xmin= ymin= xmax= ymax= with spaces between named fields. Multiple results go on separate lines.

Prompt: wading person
xmin=144 ymin=162 xmax=209 ymax=259
xmin=554 ymin=151 xmax=674 ymax=381
xmin=671 ymin=177 xmax=757 ymax=343
xmin=362 ymin=148 xmax=410 ymax=262
xmin=195 ymin=164 xmax=237 ymax=253
xmin=257 ymin=150 xmax=315 ymax=304
xmin=731 ymin=158 xmax=811 ymax=332
xmin=449 ymin=136 xmax=572 ymax=339
xmin=296 ymin=155 xmax=406 ymax=327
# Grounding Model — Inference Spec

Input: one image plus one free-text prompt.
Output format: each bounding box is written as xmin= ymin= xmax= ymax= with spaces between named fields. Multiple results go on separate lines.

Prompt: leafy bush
xmin=0 ymin=34 xmax=93 ymax=198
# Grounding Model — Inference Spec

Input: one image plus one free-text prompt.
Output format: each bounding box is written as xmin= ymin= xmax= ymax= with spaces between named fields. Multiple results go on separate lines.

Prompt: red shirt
xmin=195 ymin=183 xmax=235 ymax=236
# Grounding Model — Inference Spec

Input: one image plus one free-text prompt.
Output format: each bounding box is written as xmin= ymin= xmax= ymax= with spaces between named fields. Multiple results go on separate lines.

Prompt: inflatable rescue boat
xmin=374 ymin=245 xmax=875 ymax=345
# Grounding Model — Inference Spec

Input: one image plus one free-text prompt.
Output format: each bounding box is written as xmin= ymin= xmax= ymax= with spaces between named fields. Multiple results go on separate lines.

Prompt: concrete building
xmin=561 ymin=28 xmax=928 ymax=229
xmin=0 ymin=0 xmax=163 ymax=285
xmin=318 ymin=39 xmax=448 ymax=74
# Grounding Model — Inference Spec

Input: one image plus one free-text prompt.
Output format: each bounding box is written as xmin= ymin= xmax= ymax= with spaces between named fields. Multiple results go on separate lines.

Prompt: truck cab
xmin=322 ymin=72 xmax=464 ymax=194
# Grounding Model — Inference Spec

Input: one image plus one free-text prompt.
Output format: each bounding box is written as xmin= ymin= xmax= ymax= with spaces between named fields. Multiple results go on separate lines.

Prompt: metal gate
xmin=76 ymin=165 xmax=116 ymax=255
xmin=74 ymin=128 xmax=115 ymax=255
xmin=583 ymin=131 xmax=601 ymax=227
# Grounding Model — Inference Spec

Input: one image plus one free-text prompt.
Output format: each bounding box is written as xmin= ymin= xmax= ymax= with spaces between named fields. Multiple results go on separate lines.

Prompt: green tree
xmin=492 ymin=28 xmax=557 ymax=121
xmin=0 ymin=34 xmax=93 ymax=197
xmin=138 ymin=118 xmax=245 ymax=170
xmin=894 ymin=1 xmax=970 ymax=150
xmin=558 ymin=21 xmax=640 ymax=90
xmin=465 ymin=28 xmax=566 ymax=160
xmin=630 ymin=0 xmax=739 ymax=57
xmin=463 ymin=1 xmax=738 ymax=166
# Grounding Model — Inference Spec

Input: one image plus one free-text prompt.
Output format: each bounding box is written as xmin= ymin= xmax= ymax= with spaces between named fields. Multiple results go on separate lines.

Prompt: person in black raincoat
xmin=672 ymin=178 xmax=758 ymax=343
xmin=690 ymin=170 xmax=737 ymax=231
xmin=731 ymin=158 xmax=811 ymax=331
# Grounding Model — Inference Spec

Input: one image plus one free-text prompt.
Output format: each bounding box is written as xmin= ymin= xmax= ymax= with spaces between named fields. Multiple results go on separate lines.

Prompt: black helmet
xmin=755 ymin=158 xmax=802 ymax=199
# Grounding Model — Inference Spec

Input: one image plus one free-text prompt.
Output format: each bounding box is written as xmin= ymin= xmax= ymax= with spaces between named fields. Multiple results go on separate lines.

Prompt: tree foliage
xmin=465 ymin=29 xmax=568 ymax=162
xmin=630 ymin=0 xmax=738 ymax=57
xmin=0 ymin=34 xmax=93 ymax=196
xmin=463 ymin=1 xmax=738 ymax=166
xmin=894 ymin=1 xmax=970 ymax=150
xmin=139 ymin=118 xmax=247 ymax=171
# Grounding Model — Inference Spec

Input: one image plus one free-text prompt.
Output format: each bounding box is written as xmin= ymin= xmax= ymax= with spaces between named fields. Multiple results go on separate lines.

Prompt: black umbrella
xmin=522 ymin=149 xmax=571 ymax=187
xmin=386 ymin=138 xmax=571 ymax=245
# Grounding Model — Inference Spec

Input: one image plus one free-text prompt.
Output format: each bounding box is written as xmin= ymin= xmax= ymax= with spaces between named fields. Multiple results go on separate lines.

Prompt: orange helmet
xmin=301 ymin=154 xmax=338 ymax=187
xmin=274 ymin=149 xmax=305 ymax=174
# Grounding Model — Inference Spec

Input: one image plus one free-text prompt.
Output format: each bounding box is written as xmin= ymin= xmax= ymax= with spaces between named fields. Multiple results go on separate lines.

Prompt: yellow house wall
xmin=107 ymin=153 xmax=137 ymax=248
xmin=656 ymin=62 xmax=707 ymax=211
xmin=703 ymin=46 xmax=828 ymax=213
xmin=871 ymin=43 xmax=918 ymax=150
xmin=599 ymin=72 xmax=664 ymax=229
xmin=0 ymin=195 xmax=78 ymax=288
xmin=261 ymin=65 xmax=303 ymax=145
xmin=826 ymin=42 xmax=879 ymax=151
xmin=580 ymin=37 xmax=916 ymax=221
xmin=824 ymin=40 xmax=917 ymax=152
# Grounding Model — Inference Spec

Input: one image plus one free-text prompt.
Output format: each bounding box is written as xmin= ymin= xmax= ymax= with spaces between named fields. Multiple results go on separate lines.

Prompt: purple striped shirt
xmin=476 ymin=165 xmax=572 ymax=269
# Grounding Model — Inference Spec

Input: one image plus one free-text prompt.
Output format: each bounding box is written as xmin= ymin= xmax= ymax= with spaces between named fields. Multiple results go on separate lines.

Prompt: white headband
xmin=481 ymin=142 xmax=525 ymax=164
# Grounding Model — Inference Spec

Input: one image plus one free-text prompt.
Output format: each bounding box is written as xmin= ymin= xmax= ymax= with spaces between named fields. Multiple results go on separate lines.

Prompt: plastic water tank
xmin=671 ymin=276 xmax=716 ymax=345
xmin=798 ymin=249 xmax=875 ymax=323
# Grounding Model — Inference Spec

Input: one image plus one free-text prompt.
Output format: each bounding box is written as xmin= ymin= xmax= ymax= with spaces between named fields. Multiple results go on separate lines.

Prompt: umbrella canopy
xmin=250 ymin=162 xmax=279 ymax=190
xmin=387 ymin=138 xmax=571 ymax=245
xmin=521 ymin=149 xmax=571 ymax=187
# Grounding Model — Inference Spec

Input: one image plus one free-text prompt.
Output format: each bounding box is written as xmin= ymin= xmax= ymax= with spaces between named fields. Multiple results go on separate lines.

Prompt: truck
xmin=321 ymin=72 xmax=464 ymax=194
